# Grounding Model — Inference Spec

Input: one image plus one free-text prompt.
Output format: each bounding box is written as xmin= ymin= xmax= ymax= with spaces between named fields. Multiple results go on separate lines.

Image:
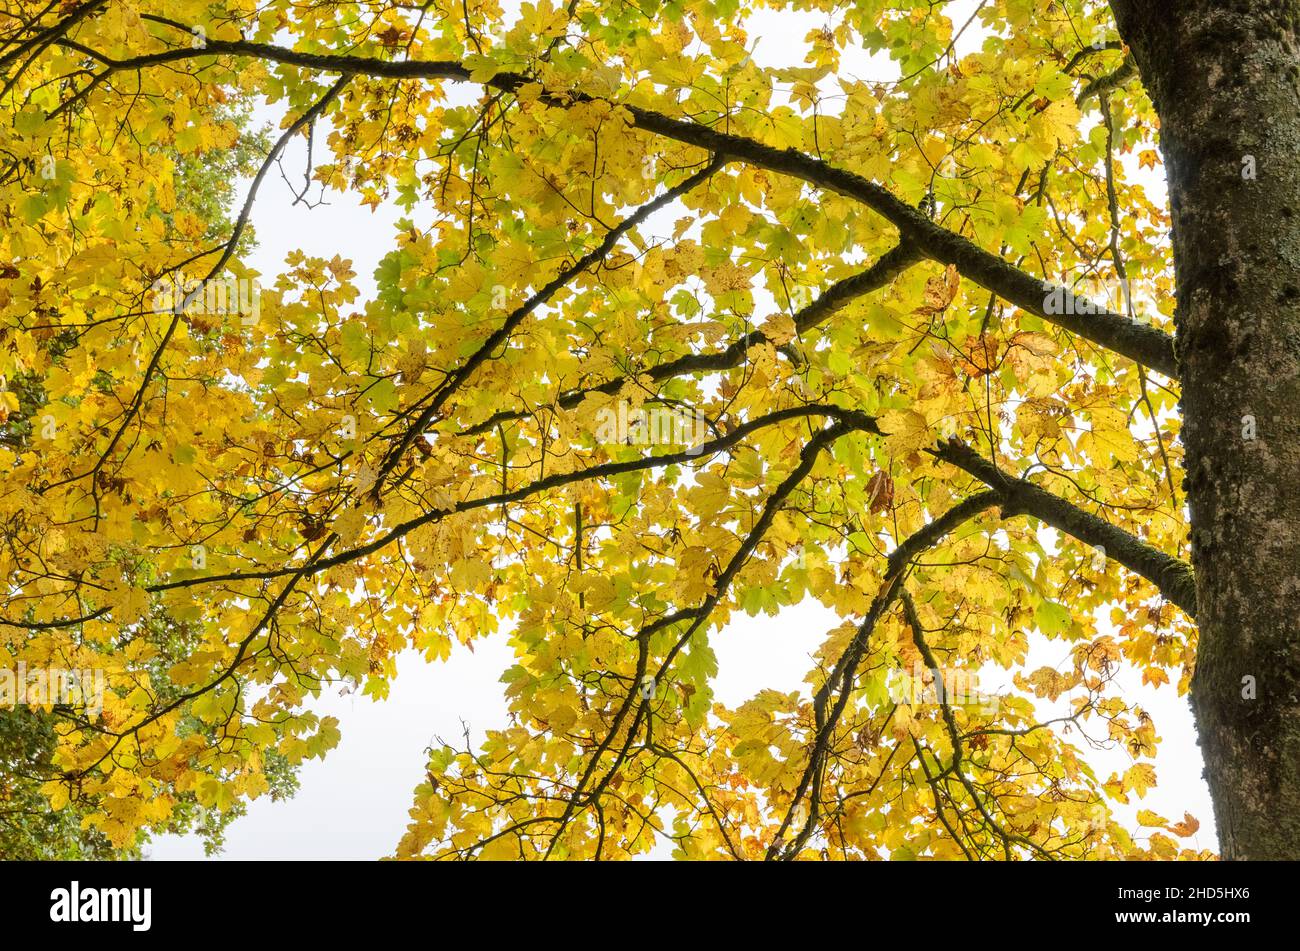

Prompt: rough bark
xmin=1112 ymin=0 xmax=1300 ymax=859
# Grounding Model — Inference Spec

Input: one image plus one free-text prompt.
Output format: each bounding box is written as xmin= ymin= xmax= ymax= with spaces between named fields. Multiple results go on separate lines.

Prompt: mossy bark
xmin=1112 ymin=0 xmax=1300 ymax=859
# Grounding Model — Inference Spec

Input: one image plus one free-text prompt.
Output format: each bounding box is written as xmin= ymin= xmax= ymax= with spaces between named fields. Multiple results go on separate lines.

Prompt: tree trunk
xmin=1111 ymin=0 xmax=1300 ymax=859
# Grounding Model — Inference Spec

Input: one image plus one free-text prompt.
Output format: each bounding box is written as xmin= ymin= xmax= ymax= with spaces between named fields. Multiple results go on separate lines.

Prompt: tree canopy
xmin=0 ymin=0 xmax=1213 ymax=859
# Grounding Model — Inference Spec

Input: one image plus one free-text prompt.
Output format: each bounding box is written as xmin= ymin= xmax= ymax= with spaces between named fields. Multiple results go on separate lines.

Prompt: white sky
xmin=146 ymin=1 xmax=1216 ymax=859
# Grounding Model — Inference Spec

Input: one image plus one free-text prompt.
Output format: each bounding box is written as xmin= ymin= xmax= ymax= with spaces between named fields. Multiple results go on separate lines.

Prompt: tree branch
xmin=767 ymin=490 xmax=1001 ymax=859
xmin=931 ymin=437 xmax=1197 ymax=616
xmin=461 ymin=241 xmax=920 ymax=437
xmin=369 ymin=152 xmax=726 ymax=495
xmin=52 ymin=38 xmax=1180 ymax=377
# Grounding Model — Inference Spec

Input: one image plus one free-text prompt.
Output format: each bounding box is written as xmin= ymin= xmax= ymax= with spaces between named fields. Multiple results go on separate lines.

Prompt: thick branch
xmin=931 ymin=438 xmax=1197 ymax=616
xmin=53 ymin=38 xmax=1180 ymax=377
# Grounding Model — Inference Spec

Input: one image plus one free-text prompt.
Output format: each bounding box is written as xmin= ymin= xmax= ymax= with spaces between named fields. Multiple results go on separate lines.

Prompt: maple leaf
xmin=918 ymin=264 xmax=961 ymax=314
xmin=865 ymin=470 xmax=894 ymax=514
xmin=376 ymin=25 xmax=409 ymax=48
